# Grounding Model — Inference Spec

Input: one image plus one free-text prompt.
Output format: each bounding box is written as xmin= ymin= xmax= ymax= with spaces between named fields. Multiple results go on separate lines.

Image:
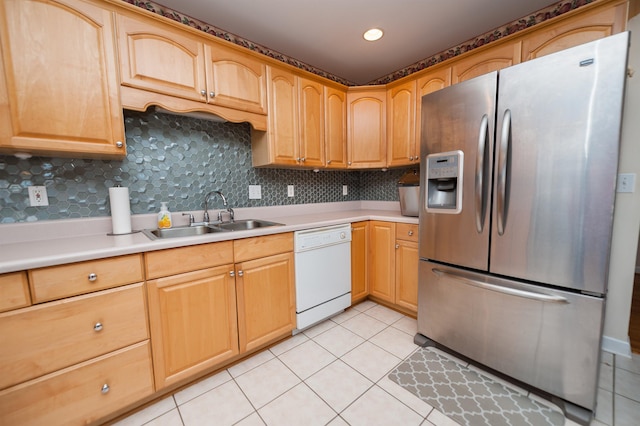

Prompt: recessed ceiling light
xmin=363 ymin=28 xmax=384 ymax=42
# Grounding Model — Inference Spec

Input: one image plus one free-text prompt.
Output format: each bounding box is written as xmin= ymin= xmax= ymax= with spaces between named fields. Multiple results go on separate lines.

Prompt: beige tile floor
xmin=114 ymin=301 xmax=640 ymax=426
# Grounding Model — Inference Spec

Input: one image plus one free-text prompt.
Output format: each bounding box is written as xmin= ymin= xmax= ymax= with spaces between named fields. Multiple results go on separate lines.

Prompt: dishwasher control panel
xmin=294 ymin=223 xmax=352 ymax=252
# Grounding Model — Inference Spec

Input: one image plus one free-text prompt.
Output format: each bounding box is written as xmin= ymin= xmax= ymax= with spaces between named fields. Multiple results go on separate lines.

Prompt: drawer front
xmin=0 ymin=271 xmax=30 ymax=312
xmin=234 ymin=232 xmax=294 ymax=263
xmin=145 ymin=241 xmax=234 ymax=279
xmin=0 ymin=283 xmax=148 ymax=390
xmin=0 ymin=341 xmax=155 ymax=426
xmin=396 ymin=223 xmax=418 ymax=242
xmin=29 ymin=254 xmax=143 ymax=303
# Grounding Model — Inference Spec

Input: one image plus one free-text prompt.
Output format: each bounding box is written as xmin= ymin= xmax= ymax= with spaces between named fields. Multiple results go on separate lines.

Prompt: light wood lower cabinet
xmin=236 ymin=252 xmax=295 ymax=352
xmin=395 ymin=223 xmax=419 ymax=313
xmin=0 ymin=271 xmax=30 ymax=313
xmin=368 ymin=221 xmax=396 ymax=302
xmin=147 ymin=265 xmax=239 ymax=389
xmin=351 ymin=221 xmax=369 ymax=304
xmin=0 ymin=341 xmax=154 ymax=426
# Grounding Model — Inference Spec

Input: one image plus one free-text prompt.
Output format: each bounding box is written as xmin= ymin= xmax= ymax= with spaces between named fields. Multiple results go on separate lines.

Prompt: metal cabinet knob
xmin=229 ymin=271 xmax=235 ymax=277
xmin=348 ymin=161 xmax=352 ymax=166
xmin=408 ymin=230 xmax=414 ymax=236
xmin=101 ymin=384 xmax=110 ymax=394
xmin=301 ymin=157 xmax=306 ymax=162
xmin=94 ymin=322 xmax=103 ymax=332
xmin=200 ymin=89 xmax=206 ymax=96
xmin=209 ymin=91 xmax=215 ymax=98
xmin=238 ymin=270 xmax=244 ymax=277
xmin=115 ymin=141 xmax=123 ymax=148
xmin=395 ymin=244 xmax=400 ymax=249
xmin=327 ymin=160 xmax=332 ymax=164
xmin=88 ymin=273 xmax=97 ymax=282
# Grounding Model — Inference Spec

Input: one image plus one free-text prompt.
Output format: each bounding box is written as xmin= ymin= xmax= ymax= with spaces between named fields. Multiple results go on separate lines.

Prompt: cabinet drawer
xmin=145 ymin=241 xmax=234 ymax=279
xmin=0 ymin=271 xmax=30 ymax=312
xmin=234 ymin=232 xmax=294 ymax=263
xmin=0 ymin=341 xmax=154 ymax=426
xmin=396 ymin=223 xmax=418 ymax=242
xmin=29 ymin=254 xmax=143 ymax=303
xmin=0 ymin=283 xmax=148 ymax=390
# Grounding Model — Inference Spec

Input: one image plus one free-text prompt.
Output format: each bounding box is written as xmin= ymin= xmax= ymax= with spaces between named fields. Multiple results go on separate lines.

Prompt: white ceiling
xmin=155 ymin=0 xmax=557 ymax=85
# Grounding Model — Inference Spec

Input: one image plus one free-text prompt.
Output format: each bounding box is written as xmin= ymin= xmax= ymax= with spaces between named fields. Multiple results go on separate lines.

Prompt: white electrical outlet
xmin=342 ymin=185 xmax=348 ymax=196
xmin=248 ymin=185 xmax=262 ymax=199
xmin=28 ymin=186 xmax=49 ymax=206
xmin=287 ymin=185 xmax=295 ymax=197
xmin=617 ymin=173 xmax=636 ymax=193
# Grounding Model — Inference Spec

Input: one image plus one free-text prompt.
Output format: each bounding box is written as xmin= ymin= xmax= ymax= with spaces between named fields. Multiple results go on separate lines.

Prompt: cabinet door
xmin=147 ymin=266 xmax=239 ymax=389
xmin=324 ymin=86 xmax=348 ymax=169
xmin=351 ymin=221 xmax=369 ymax=304
xmin=347 ymin=88 xmax=387 ymax=168
xmin=368 ymin=221 xmax=396 ymax=302
xmin=0 ymin=0 xmax=125 ymax=158
xmin=298 ymin=77 xmax=325 ymax=168
xmin=451 ymin=41 xmax=521 ymax=83
xmin=395 ymin=239 xmax=419 ymax=313
xmin=387 ymin=80 xmax=417 ymax=167
xmin=416 ymin=66 xmax=452 ymax=157
xmin=521 ymin=1 xmax=627 ymax=61
xmin=205 ymin=44 xmax=267 ymax=114
xmin=117 ymin=14 xmax=207 ymax=103
xmin=236 ymin=252 xmax=295 ymax=353
xmin=0 ymin=271 xmax=30 ymax=313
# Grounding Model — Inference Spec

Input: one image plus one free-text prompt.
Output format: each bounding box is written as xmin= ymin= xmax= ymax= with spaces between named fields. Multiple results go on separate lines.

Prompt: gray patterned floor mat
xmin=388 ymin=347 xmax=565 ymax=426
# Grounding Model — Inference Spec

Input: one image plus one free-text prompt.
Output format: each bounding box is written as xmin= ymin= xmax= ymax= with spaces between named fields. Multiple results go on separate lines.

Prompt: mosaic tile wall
xmin=0 ymin=110 xmax=407 ymax=224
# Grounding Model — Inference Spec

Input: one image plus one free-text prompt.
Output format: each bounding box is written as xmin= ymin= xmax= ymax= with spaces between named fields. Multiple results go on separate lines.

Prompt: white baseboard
xmin=602 ymin=335 xmax=632 ymax=358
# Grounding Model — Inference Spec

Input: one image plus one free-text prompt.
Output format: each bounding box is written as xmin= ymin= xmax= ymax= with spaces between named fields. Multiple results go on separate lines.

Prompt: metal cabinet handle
xmin=94 ymin=322 xmax=103 ymax=332
xmin=200 ymin=89 xmax=206 ymax=96
xmin=229 ymin=271 xmax=235 ymax=277
xmin=101 ymin=384 xmax=110 ymax=394
xmin=88 ymin=273 xmax=97 ymax=282
xmin=115 ymin=141 xmax=123 ymax=148
xmin=209 ymin=91 xmax=215 ymax=98
xmin=237 ymin=270 xmax=244 ymax=277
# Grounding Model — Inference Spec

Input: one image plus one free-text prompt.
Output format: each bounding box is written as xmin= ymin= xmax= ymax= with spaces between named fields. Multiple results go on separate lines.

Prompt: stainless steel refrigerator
xmin=416 ymin=32 xmax=629 ymax=424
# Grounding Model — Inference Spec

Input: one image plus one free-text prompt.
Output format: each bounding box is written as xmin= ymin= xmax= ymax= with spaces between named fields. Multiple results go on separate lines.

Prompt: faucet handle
xmin=182 ymin=213 xmax=195 ymax=225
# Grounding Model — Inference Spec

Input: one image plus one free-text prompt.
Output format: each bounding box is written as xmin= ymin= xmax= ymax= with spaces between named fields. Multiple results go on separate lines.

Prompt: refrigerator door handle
xmin=475 ymin=114 xmax=489 ymax=233
xmin=496 ymin=109 xmax=511 ymax=236
xmin=432 ymin=268 xmax=569 ymax=303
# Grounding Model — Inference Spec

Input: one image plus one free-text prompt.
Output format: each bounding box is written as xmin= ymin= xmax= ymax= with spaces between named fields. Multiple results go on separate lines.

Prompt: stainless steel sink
xmin=142 ymin=225 xmax=225 ymax=240
xmin=142 ymin=219 xmax=283 ymax=239
xmin=213 ymin=219 xmax=284 ymax=231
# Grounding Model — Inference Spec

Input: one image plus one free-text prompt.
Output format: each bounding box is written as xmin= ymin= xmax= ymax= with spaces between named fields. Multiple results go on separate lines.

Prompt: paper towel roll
xmin=109 ymin=186 xmax=132 ymax=235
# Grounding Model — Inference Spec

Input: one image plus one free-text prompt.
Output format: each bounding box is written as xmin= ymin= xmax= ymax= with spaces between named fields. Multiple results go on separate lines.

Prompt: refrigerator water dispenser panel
xmin=426 ymin=150 xmax=463 ymax=213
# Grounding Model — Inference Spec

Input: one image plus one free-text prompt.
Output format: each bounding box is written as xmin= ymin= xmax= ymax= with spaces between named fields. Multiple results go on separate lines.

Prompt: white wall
xmin=602 ymin=13 xmax=640 ymax=356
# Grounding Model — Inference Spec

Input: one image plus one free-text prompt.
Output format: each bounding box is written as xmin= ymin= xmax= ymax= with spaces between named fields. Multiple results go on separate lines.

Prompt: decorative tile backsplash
xmin=0 ymin=110 xmax=409 ymax=224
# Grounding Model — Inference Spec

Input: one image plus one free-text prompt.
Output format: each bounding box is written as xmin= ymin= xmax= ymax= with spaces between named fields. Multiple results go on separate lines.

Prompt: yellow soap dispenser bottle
xmin=157 ymin=202 xmax=172 ymax=229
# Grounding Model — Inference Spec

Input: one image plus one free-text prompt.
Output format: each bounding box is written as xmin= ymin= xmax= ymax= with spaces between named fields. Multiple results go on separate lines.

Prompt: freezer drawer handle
xmin=475 ymin=114 xmax=489 ymax=233
xmin=432 ymin=268 xmax=569 ymax=303
xmin=496 ymin=109 xmax=511 ymax=236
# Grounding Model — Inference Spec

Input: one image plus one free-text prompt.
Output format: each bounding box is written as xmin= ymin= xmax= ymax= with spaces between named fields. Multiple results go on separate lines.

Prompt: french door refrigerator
xmin=416 ymin=31 xmax=629 ymax=423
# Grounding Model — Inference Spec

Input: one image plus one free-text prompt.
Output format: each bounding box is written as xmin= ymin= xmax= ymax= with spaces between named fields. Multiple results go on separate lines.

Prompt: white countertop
xmin=0 ymin=201 xmax=418 ymax=273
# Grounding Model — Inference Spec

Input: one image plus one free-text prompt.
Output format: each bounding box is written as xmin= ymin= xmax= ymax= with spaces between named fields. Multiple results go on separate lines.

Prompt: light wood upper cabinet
xmin=451 ymin=41 xmax=522 ymax=83
xmin=387 ymin=80 xmax=418 ymax=167
xmin=521 ymin=0 xmax=627 ymax=61
xmin=415 ymin=66 xmax=452 ymax=157
xmin=347 ymin=87 xmax=387 ymax=168
xmin=351 ymin=221 xmax=369 ymax=304
xmin=298 ymin=77 xmax=325 ymax=168
xmin=117 ymin=12 xmax=267 ymax=129
xmin=324 ymin=86 xmax=348 ymax=169
xmin=251 ymin=66 xmax=299 ymax=166
xmin=147 ymin=265 xmax=239 ymax=389
xmin=0 ymin=0 xmax=125 ymax=158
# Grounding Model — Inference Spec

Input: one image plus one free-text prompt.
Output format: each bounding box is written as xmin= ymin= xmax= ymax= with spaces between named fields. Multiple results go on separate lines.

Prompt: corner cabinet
xmin=347 ymin=87 xmax=387 ymax=168
xmin=0 ymin=0 xmax=126 ymax=158
xmin=386 ymin=80 xmax=418 ymax=167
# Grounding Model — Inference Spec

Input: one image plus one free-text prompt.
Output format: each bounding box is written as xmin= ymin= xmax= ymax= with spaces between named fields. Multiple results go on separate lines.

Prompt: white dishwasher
xmin=294 ymin=223 xmax=352 ymax=332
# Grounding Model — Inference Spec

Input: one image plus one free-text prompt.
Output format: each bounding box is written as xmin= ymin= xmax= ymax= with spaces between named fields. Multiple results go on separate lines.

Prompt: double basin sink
xmin=143 ymin=219 xmax=284 ymax=240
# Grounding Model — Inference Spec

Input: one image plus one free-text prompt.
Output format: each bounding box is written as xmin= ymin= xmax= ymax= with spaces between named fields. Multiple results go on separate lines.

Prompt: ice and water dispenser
xmin=426 ymin=150 xmax=463 ymax=214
